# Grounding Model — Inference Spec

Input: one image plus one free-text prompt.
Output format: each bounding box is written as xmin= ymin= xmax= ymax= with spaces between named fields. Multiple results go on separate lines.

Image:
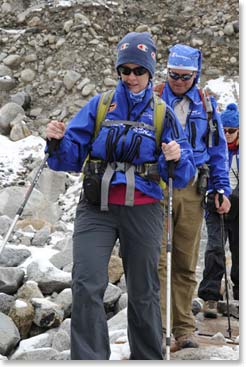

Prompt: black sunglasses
xmin=118 ymin=65 xmax=148 ymax=76
xmin=168 ymin=70 xmax=194 ymax=81
xmin=224 ymin=128 xmax=238 ymax=134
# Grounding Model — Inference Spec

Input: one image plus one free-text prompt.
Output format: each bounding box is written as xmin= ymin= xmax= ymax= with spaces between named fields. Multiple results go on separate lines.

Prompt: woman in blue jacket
xmin=46 ymin=32 xmax=195 ymax=360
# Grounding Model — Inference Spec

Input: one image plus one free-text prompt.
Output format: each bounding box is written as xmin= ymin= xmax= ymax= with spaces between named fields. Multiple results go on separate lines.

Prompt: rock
xmin=10 ymin=328 xmax=57 ymax=359
xmin=51 ymin=329 xmax=70 ymax=352
xmin=0 ymin=103 xmax=25 ymax=136
xmin=81 ymin=83 xmax=96 ymax=97
xmin=117 ymin=274 xmax=127 ymax=293
xmin=26 ymin=259 xmax=71 ymax=294
xmin=108 ymin=255 xmax=124 ymax=284
xmin=20 ymin=69 xmax=36 ymax=83
xmin=0 ymin=312 xmax=20 ymax=356
xmin=63 ymin=70 xmax=81 ymax=91
xmin=10 ymin=91 xmax=31 ymax=110
xmin=0 ymin=247 xmax=31 ymax=267
xmin=27 ymin=167 xmax=67 ymax=202
xmin=8 ymin=299 xmax=35 ymax=338
xmin=211 ymin=332 xmax=226 ymax=343
xmin=115 ymin=293 xmax=128 ymax=313
xmin=224 ymin=23 xmax=235 ymax=36
xmin=0 ymin=293 xmax=15 ymax=315
xmin=0 ymin=186 xmax=61 ymax=224
xmin=16 ymin=218 xmax=53 ymax=231
xmin=17 ymin=280 xmax=44 ymax=301
xmin=3 ymin=54 xmax=22 ymax=68
xmin=108 ymin=307 xmax=127 ymax=332
xmin=10 ymin=347 xmax=59 ymax=360
xmin=31 ymin=225 xmax=51 ymax=247
xmin=31 ymin=298 xmax=64 ymax=328
xmin=0 ymin=215 xmax=12 ymax=236
xmin=171 ymin=345 xmax=239 ymax=360
xmin=0 ymin=267 xmax=25 ymax=294
xmin=10 ymin=121 xmax=32 ymax=141
xmin=0 ymin=75 xmax=18 ymax=91
xmin=51 ymin=349 xmax=70 ymax=360
xmin=104 ymin=283 xmax=122 ymax=309
xmin=52 ymin=288 xmax=72 ymax=318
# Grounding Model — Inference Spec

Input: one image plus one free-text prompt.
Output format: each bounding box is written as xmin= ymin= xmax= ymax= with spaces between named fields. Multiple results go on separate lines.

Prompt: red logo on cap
xmin=137 ymin=44 xmax=148 ymax=52
xmin=151 ymin=52 xmax=156 ymax=60
xmin=120 ymin=43 xmax=129 ymax=50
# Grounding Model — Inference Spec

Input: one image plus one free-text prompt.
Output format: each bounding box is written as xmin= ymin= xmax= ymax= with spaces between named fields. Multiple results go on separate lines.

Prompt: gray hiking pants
xmin=71 ymin=197 xmax=164 ymax=360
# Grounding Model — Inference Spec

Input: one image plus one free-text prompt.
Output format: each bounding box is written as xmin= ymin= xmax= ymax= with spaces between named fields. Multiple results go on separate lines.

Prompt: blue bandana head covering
xmin=116 ymin=32 xmax=157 ymax=78
xmin=167 ymin=44 xmax=202 ymax=84
xmin=221 ymin=103 xmax=239 ymax=128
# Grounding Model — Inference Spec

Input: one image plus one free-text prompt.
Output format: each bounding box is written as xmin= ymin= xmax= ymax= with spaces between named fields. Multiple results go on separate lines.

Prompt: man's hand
xmin=46 ymin=120 xmax=65 ymax=140
xmin=215 ymin=193 xmax=231 ymax=214
xmin=162 ymin=141 xmax=181 ymax=162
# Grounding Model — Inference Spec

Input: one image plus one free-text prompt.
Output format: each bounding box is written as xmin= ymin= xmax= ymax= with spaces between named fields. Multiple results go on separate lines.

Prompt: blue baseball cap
xmin=167 ymin=44 xmax=202 ymax=84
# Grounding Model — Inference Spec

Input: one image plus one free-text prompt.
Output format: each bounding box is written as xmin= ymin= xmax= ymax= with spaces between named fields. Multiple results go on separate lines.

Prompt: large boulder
xmin=0 ymin=186 xmax=61 ymax=224
xmin=27 ymin=167 xmax=67 ymax=202
xmin=0 ymin=102 xmax=25 ymax=135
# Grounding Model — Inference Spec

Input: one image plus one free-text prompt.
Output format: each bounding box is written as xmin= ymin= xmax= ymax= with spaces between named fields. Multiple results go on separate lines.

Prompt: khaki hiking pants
xmin=158 ymin=179 xmax=204 ymax=339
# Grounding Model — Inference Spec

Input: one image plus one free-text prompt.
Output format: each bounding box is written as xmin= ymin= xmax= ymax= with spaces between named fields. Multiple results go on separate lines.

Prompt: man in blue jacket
xmin=46 ymin=33 xmax=195 ymax=360
xmin=157 ymin=44 xmax=231 ymax=350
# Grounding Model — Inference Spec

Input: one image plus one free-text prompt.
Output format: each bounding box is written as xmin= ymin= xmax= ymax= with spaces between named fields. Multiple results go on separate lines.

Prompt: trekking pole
xmin=0 ymin=139 xmax=59 ymax=257
xmin=218 ymin=190 xmax=232 ymax=339
xmin=166 ymin=160 xmax=175 ymax=361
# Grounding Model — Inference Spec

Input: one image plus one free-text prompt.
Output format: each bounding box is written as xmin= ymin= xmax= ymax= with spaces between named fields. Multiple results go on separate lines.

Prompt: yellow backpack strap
xmin=154 ymin=94 xmax=166 ymax=191
xmin=154 ymin=94 xmax=166 ymax=148
xmin=94 ymin=89 xmax=115 ymax=138
xmin=82 ymin=89 xmax=115 ymax=176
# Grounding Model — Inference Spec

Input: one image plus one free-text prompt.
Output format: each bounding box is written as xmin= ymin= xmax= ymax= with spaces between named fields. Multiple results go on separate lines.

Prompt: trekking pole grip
xmin=47 ymin=138 xmax=60 ymax=155
xmin=168 ymin=160 xmax=175 ymax=179
xmin=217 ymin=189 xmax=224 ymax=207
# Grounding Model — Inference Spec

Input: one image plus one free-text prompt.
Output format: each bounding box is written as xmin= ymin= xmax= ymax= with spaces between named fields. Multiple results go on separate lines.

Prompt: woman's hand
xmin=162 ymin=141 xmax=181 ymax=162
xmin=46 ymin=120 xmax=65 ymax=140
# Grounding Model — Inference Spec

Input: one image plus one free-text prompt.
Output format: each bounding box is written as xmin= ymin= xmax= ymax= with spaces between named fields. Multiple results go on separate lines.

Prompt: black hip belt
xmin=83 ymin=159 xmax=160 ymax=211
xmin=83 ymin=159 xmax=160 ymax=180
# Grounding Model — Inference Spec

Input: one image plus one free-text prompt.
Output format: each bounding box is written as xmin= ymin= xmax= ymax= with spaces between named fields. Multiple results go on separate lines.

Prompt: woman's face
xmin=224 ymin=127 xmax=239 ymax=144
xmin=118 ymin=63 xmax=150 ymax=94
xmin=167 ymin=68 xmax=197 ymax=96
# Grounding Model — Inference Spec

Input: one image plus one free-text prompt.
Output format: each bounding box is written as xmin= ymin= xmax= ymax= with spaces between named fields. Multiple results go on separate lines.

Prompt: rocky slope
xmin=0 ymin=0 xmax=239 ymax=139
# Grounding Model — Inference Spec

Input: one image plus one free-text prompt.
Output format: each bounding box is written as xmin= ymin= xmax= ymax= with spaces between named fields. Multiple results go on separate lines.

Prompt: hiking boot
xmin=175 ymin=334 xmax=199 ymax=349
xmin=203 ymin=300 xmax=218 ymax=318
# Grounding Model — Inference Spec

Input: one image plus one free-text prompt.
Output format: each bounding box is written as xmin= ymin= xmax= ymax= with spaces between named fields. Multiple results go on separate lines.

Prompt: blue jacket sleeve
xmin=207 ymin=97 xmax=231 ymax=197
xmin=158 ymin=105 xmax=196 ymax=188
xmin=46 ymin=95 xmax=100 ymax=172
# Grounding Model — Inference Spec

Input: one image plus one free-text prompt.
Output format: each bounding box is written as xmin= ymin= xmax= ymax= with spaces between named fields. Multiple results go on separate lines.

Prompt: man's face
xmin=167 ymin=68 xmax=197 ymax=96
